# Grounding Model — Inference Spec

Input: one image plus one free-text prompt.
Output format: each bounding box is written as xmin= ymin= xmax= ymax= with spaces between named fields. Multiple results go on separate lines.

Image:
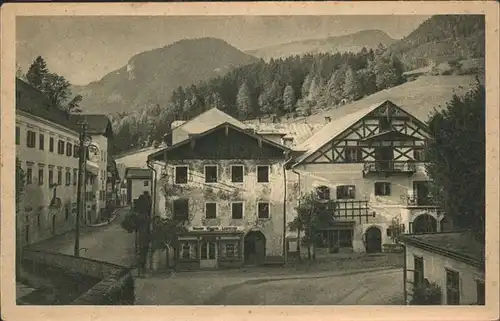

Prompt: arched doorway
xmin=412 ymin=214 xmax=437 ymax=234
xmin=365 ymin=226 xmax=382 ymax=253
xmin=244 ymin=231 xmax=266 ymax=265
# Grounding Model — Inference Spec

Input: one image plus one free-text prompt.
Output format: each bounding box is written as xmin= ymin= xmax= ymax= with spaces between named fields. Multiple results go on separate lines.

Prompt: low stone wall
xmin=22 ymin=250 xmax=134 ymax=305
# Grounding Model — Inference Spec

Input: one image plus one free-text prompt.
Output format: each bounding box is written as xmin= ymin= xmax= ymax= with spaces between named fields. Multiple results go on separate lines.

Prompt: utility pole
xmin=74 ymin=122 xmax=88 ymax=257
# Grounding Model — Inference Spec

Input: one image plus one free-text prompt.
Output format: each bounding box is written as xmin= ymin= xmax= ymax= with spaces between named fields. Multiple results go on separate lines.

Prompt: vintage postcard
xmin=1 ymin=1 xmax=499 ymax=320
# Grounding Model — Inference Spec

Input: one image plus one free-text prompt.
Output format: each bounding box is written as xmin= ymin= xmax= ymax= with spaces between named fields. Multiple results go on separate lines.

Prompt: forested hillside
xmin=110 ymin=44 xmax=405 ymax=154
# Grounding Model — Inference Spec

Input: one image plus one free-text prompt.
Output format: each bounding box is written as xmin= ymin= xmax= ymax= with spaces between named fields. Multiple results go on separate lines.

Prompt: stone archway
xmin=365 ymin=226 xmax=382 ymax=253
xmin=412 ymin=214 xmax=437 ymax=234
xmin=244 ymin=230 xmax=266 ymax=265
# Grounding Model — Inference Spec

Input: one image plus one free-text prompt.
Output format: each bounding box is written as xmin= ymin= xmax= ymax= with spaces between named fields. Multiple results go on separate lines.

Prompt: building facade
xmin=124 ymin=167 xmax=153 ymax=205
xmin=400 ymin=232 xmax=485 ymax=305
xmin=70 ymin=114 xmax=113 ymax=223
xmin=149 ymin=122 xmax=290 ymax=270
xmin=288 ymin=100 xmax=443 ymax=253
xmin=16 ymin=78 xmax=112 ymax=245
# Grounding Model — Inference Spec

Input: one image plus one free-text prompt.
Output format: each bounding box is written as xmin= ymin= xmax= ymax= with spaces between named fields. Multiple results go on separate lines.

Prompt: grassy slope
xmin=306 ymin=75 xmax=478 ymax=124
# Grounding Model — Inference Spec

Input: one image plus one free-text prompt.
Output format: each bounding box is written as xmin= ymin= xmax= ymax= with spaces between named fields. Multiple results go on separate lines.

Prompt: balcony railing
xmin=363 ymin=161 xmax=416 ymax=175
xmin=401 ymin=194 xmax=440 ymax=207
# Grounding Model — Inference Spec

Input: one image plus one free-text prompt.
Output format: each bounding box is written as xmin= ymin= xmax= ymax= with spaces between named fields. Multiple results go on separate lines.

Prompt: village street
xmin=29 ymin=207 xmax=404 ymax=305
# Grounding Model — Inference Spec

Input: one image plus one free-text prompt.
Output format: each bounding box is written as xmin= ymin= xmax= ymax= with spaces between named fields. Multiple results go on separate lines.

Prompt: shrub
xmin=410 ymin=281 xmax=442 ymax=305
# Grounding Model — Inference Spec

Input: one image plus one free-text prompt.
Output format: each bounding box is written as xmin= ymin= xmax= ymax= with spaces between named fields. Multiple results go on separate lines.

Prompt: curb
xmin=88 ymin=208 xmax=122 ymax=227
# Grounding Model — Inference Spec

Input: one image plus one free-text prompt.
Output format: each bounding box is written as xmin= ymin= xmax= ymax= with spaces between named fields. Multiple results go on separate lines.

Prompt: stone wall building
xmin=149 ymin=115 xmax=291 ymax=270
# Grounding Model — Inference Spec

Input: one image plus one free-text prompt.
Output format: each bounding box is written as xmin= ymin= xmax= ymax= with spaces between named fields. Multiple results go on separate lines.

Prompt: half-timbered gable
xmin=295 ymin=100 xmax=431 ymax=167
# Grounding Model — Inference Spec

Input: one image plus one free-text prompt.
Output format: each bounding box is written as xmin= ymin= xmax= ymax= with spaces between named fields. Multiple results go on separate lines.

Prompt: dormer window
xmin=379 ymin=118 xmax=392 ymax=131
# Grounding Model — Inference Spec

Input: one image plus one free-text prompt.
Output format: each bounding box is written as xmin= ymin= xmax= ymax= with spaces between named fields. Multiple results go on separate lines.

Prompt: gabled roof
xmin=168 ymin=107 xmax=248 ymax=137
xmin=125 ymin=167 xmax=152 ymax=179
xmin=69 ymin=114 xmax=113 ymax=138
xmin=149 ymin=121 xmax=290 ymax=162
xmin=16 ymin=78 xmax=75 ymax=130
xmin=293 ymin=101 xmax=383 ymax=165
xmin=292 ymin=100 xmax=431 ymax=166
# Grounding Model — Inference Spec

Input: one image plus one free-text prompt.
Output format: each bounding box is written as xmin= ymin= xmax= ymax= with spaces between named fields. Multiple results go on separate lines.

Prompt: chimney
xmin=282 ymin=137 xmax=294 ymax=147
xmin=324 ymin=116 xmax=331 ymax=123
xmin=272 ymin=116 xmax=278 ymax=123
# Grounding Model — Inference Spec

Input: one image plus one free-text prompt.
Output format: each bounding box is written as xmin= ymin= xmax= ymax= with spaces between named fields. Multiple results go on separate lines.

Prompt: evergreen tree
xmin=236 ymin=82 xmax=252 ymax=119
xmin=342 ymin=67 xmax=362 ymax=101
xmin=26 ymin=56 xmax=48 ymax=89
xmin=425 ymin=79 xmax=485 ymax=244
xmin=283 ymin=84 xmax=296 ymax=113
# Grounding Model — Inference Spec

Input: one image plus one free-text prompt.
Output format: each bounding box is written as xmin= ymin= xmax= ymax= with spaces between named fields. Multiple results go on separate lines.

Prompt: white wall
xmin=130 ymin=178 xmax=152 ymax=203
xmin=405 ymin=244 xmax=484 ymax=305
xmin=16 ymin=111 xmax=80 ymax=245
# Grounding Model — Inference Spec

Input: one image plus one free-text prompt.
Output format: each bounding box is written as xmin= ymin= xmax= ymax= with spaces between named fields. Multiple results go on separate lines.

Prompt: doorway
xmin=244 ymin=231 xmax=266 ymax=265
xmin=200 ymin=241 xmax=217 ymax=269
xmin=365 ymin=226 xmax=382 ymax=253
xmin=375 ymin=146 xmax=394 ymax=170
xmin=412 ymin=214 xmax=437 ymax=234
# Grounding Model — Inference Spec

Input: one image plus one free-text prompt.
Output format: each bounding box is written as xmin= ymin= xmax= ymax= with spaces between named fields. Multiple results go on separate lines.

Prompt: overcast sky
xmin=17 ymin=15 xmax=429 ymax=86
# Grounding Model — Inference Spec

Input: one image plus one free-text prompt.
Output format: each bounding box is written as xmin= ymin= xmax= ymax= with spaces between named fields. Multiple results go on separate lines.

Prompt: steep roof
xmin=125 ymin=167 xmax=152 ymax=179
xmin=293 ymin=101 xmax=383 ymax=165
xmin=69 ymin=114 xmax=113 ymax=138
xmin=170 ymin=107 xmax=248 ymax=137
xmin=149 ymin=121 xmax=290 ymax=162
xmin=16 ymin=78 xmax=75 ymax=130
xmin=399 ymin=231 xmax=484 ymax=268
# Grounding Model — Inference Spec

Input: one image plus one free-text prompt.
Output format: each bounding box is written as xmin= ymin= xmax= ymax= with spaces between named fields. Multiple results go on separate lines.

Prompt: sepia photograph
xmin=1 ymin=2 xmax=499 ymax=320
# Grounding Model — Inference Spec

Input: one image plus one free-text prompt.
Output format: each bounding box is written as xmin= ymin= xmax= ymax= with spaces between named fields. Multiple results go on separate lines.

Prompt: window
xmin=65 ymin=207 xmax=69 ymax=220
xmin=225 ymin=244 xmax=235 ymax=258
xmin=476 ymin=281 xmax=485 ymax=305
xmin=345 ymin=147 xmax=361 ymax=163
xmin=414 ymin=148 xmax=426 ymax=161
xmin=66 ymin=171 xmax=71 ymax=186
xmin=73 ymin=145 xmax=79 ymax=158
xmin=38 ymin=168 xmax=44 ymax=185
xmin=48 ymin=168 xmax=54 ymax=186
xmin=57 ymin=140 xmax=65 ymax=154
xmin=57 ymin=169 xmax=62 ymax=185
xmin=379 ymin=118 xmax=392 ymax=131
xmin=16 ymin=126 xmax=20 ymax=145
xmin=49 ymin=137 xmax=54 ymax=152
xmin=66 ymin=143 xmax=73 ymax=157
xmin=27 ymin=130 xmax=36 ymax=148
xmin=446 ymin=269 xmax=460 ymax=305
xmin=316 ymin=186 xmax=330 ymax=200
xmin=231 ymin=165 xmax=244 ymax=183
xmin=374 ymin=182 xmax=391 ymax=196
xmin=173 ymin=199 xmax=189 ymax=220
xmin=26 ymin=167 xmax=32 ymax=184
xmin=257 ymin=166 xmax=269 ymax=183
xmin=337 ymin=185 xmax=355 ymax=199
xmin=39 ymin=134 xmax=45 ymax=150
xmin=205 ymin=202 xmax=217 ymax=219
xmin=144 ymin=180 xmax=149 ymax=187
xmin=413 ymin=256 xmax=424 ymax=288
xmin=231 ymin=202 xmax=243 ymax=219
xmin=258 ymin=202 xmax=270 ymax=219
xmin=204 ymin=165 xmax=218 ymax=183
xmin=73 ymin=169 xmax=78 ymax=186
xmin=175 ymin=166 xmax=188 ymax=184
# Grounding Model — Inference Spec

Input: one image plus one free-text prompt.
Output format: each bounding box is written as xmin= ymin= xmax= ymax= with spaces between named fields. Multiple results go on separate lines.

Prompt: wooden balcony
xmin=401 ymin=194 xmax=440 ymax=208
xmin=363 ymin=161 xmax=416 ymax=176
